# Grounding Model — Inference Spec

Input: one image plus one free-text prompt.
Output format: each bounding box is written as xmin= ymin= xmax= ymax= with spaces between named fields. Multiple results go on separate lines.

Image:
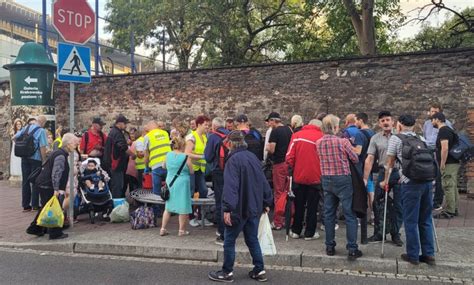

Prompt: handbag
xmin=160 ymin=155 xmax=188 ymax=201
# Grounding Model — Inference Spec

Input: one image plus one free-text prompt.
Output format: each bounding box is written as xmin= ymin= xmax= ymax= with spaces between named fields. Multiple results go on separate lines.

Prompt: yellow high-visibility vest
xmin=191 ymin=130 xmax=207 ymax=172
xmin=147 ymin=129 xmax=171 ymax=168
xmin=53 ymin=137 xmax=62 ymax=149
xmin=135 ymin=136 xmax=146 ymax=170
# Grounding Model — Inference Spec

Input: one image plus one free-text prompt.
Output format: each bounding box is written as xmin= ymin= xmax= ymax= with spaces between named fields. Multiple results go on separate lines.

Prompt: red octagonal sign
xmin=52 ymin=0 xmax=96 ymax=45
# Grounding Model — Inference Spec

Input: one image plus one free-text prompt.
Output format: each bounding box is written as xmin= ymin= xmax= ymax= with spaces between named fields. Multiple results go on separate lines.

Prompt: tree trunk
xmin=343 ymin=0 xmax=376 ymax=56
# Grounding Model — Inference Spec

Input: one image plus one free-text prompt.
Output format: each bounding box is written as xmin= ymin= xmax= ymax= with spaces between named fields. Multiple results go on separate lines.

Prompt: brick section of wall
xmin=1 ymin=49 xmax=473 ymax=193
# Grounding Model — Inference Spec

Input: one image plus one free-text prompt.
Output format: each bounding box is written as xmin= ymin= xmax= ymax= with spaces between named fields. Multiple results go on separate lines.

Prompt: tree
xmin=398 ymin=7 xmax=474 ymax=52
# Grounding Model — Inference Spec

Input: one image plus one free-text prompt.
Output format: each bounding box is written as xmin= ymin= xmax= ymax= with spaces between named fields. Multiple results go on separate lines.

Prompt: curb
xmin=1 ymin=241 xmax=472 ymax=280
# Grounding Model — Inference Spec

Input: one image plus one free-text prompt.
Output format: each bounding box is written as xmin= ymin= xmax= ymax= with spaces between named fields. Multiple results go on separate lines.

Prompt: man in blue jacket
xmin=208 ymin=131 xmax=273 ymax=283
xmin=204 ymin=117 xmax=230 ymax=244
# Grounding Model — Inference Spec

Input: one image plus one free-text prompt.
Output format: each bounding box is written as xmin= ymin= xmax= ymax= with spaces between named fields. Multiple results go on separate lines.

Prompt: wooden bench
xmin=130 ymin=189 xmax=215 ymax=228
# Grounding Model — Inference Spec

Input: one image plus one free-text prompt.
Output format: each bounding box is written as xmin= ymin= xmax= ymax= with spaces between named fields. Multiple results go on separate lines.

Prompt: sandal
xmin=160 ymin=228 xmax=169 ymax=236
xmin=178 ymin=230 xmax=190 ymax=237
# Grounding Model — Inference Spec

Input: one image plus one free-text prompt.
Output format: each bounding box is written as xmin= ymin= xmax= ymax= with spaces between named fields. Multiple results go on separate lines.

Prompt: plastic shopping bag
xmin=36 ymin=196 xmax=64 ymax=228
xmin=258 ymin=213 xmax=277 ymax=256
xmin=110 ymin=201 xmax=130 ymax=223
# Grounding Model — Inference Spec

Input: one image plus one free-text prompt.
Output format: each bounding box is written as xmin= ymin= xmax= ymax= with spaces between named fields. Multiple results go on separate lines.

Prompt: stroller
xmin=76 ymin=158 xmax=114 ymax=224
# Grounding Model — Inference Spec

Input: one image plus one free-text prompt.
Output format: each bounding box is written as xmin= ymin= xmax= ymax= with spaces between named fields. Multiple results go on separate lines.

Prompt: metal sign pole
xmin=68 ymin=82 xmax=75 ymax=228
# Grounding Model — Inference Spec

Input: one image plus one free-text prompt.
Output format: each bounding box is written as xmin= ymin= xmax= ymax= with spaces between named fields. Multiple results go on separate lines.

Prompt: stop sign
xmin=52 ymin=0 xmax=96 ymax=45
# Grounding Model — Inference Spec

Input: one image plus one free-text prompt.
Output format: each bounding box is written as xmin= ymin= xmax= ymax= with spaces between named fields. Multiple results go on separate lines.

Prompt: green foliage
xmin=105 ymin=0 xmax=405 ymax=69
xmin=398 ymin=8 xmax=474 ymax=52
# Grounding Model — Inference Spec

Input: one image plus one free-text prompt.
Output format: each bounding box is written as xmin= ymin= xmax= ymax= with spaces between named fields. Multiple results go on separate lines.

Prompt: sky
xmin=13 ymin=0 xmax=474 ymax=56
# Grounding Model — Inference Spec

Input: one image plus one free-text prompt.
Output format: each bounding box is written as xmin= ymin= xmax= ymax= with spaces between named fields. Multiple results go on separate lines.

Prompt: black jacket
xmin=35 ymin=148 xmax=69 ymax=191
xmin=103 ymin=126 xmax=129 ymax=172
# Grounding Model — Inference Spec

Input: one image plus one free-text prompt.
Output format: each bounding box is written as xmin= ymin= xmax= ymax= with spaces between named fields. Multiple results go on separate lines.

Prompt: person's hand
xmin=54 ymin=190 xmax=59 ymax=197
xmin=379 ymin=180 xmax=387 ymax=190
xmin=130 ymin=153 xmax=137 ymax=160
xmin=58 ymin=190 xmax=66 ymax=196
xmin=363 ymin=178 xmax=368 ymax=186
xmin=223 ymin=212 xmax=232 ymax=226
xmin=440 ymin=163 xmax=446 ymax=171
xmin=264 ymin=207 xmax=270 ymax=214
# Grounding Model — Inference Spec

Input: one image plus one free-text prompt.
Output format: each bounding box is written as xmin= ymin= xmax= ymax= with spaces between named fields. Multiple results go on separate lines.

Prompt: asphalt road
xmin=0 ymin=248 xmax=450 ymax=285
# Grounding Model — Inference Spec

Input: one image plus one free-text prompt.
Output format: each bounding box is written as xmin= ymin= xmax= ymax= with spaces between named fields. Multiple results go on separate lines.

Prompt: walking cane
xmin=432 ymin=216 xmax=441 ymax=252
xmin=381 ymin=168 xmax=392 ymax=258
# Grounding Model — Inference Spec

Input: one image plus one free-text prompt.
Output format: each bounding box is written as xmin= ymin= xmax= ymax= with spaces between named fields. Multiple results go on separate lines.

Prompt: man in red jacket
xmin=285 ymin=119 xmax=324 ymax=240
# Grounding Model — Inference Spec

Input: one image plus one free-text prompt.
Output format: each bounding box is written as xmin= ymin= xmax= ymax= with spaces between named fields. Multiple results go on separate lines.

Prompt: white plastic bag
xmin=258 ymin=213 xmax=277 ymax=256
xmin=110 ymin=201 xmax=130 ymax=223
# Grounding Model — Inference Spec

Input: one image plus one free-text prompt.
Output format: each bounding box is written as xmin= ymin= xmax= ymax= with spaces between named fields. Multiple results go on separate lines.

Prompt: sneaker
xmin=289 ymin=230 xmax=301 ymax=239
xmin=249 ymin=270 xmax=268 ymax=282
xmin=189 ymin=219 xmax=201 ymax=227
xmin=304 ymin=231 xmax=320 ymax=241
xmin=319 ymin=224 xmax=339 ymax=231
xmin=271 ymin=222 xmax=283 ymax=231
xmin=208 ymin=270 xmax=234 ymax=283
xmin=433 ymin=205 xmax=443 ymax=211
xmin=348 ymin=249 xmax=363 ymax=261
xmin=203 ymin=219 xmax=214 ymax=227
xmin=392 ymin=236 xmax=404 ymax=247
xmin=215 ymin=236 xmax=224 ymax=246
xmin=326 ymin=246 xmax=335 ymax=256
xmin=216 ymin=231 xmax=221 ymax=237
xmin=367 ymin=235 xmax=383 ymax=243
xmin=419 ymin=255 xmax=436 ymax=266
xmin=401 ymin=253 xmax=419 ymax=265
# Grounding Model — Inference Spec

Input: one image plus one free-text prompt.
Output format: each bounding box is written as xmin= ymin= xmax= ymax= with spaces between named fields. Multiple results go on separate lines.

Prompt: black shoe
xmin=401 ymin=253 xmax=419 ymax=265
xmin=326 ymin=246 xmax=335 ymax=256
xmin=215 ymin=236 xmax=224 ymax=246
xmin=49 ymin=233 xmax=68 ymax=240
xmin=367 ymin=235 xmax=383 ymax=243
xmin=392 ymin=236 xmax=404 ymax=247
xmin=419 ymin=255 xmax=436 ymax=266
xmin=435 ymin=211 xmax=453 ymax=219
xmin=249 ymin=270 xmax=268 ymax=282
xmin=26 ymin=225 xmax=45 ymax=237
xmin=348 ymin=250 xmax=363 ymax=261
xmin=22 ymin=207 xmax=32 ymax=212
xmin=208 ymin=270 xmax=234 ymax=283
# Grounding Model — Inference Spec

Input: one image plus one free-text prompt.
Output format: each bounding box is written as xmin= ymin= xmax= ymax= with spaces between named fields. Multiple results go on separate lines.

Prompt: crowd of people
xmin=11 ymin=101 xmax=464 ymax=281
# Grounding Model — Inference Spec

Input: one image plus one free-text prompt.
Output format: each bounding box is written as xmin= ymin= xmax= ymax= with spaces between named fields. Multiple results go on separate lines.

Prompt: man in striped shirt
xmin=316 ymin=115 xmax=362 ymax=261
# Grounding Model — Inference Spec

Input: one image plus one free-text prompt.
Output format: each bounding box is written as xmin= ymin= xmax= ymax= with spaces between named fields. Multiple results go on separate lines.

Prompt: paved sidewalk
xmin=0 ymin=181 xmax=473 ymax=280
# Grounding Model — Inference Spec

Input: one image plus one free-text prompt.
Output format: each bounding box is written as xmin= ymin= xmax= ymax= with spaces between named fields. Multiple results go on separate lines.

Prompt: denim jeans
xmin=190 ymin=170 xmax=208 ymax=198
xmin=373 ymin=168 xmax=403 ymax=238
xmin=21 ymin=158 xmax=42 ymax=208
xmin=152 ymin=167 xmax=167 ymax=216
xmin=401 ymin=180 xmax=435 ymax=261
xmin=212 ymin=169 xmax=225 ymax=238
xmin=322 ymin=175 xmax=358 ymax=252
xmin=222 ymin=216 xmax=264 ymax=274
xmin=152 ymin=166 xmax=167 ymax=196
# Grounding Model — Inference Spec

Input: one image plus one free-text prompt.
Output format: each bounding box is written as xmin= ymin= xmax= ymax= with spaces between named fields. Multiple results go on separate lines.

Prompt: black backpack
xmin=243 ymin=129 xmax=264 ymax=161
xmin=14 ymin=125 xmax=41 ymax=158
xmin=396 ymin=134 xmax=436 ymax=182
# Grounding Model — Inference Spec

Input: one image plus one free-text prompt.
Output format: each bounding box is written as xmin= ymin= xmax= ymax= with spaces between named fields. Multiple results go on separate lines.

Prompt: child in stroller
xmin=81 ymin=159 xmax=110 ymax=193
xmin=77 ymin=158 xmax=113 ymax=223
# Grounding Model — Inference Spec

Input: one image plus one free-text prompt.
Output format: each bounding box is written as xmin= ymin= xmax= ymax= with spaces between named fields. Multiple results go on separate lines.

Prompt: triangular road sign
xmin=57 ymin=43 xmax=91 ymax=83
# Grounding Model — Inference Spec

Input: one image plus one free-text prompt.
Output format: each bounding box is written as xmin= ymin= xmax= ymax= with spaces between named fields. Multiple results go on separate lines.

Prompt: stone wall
xmin=1 ymin=49 xmax=474 ymax=191
xmin=0 ymin=81 xmax=12 ymax=179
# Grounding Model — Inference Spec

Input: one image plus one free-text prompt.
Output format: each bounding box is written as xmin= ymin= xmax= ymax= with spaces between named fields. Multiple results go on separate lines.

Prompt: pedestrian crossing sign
xmin=57 ymin=42 xmax=91 ymax=83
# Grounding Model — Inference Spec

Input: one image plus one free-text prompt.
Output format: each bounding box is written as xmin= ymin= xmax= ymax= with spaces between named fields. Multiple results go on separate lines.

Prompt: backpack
xmin=396 ymin=134 xmax=437 ymax=182
xmin=243 ymin=129 xmax=264 ymax=161
xmin=449 ymin=132 xmax=474 ymax=162
xmin=14 ymin=125 xmax=41 ymax=158
xmin=130 ymin=206 xmax=156 ymax=230
xmin=211 ymin=131 xmax=230 ymax=170
xmin=83 ymin=130 xmax=106 ymax=155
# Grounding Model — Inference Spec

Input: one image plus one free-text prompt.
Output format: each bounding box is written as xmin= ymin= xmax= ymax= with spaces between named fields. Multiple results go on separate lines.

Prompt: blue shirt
xmin=14 ymin=124 xmax=48 ymax=161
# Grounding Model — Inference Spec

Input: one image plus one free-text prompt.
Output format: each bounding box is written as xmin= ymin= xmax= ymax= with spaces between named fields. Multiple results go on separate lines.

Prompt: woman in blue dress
xmin=160 ymin=136 xmax=194 ymax=236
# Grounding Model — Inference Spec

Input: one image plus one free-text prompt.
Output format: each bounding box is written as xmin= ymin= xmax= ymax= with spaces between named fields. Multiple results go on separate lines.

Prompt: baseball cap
xmin=227 ymin=130 xmax=245 ymax=142
xmin=398 ymin=114 xmax=416 ymax=127
xmin=235 ymin=114 xmax=248 ymax=123
xmin=92 ymin=117 xmax=106 ymax=126
xmin=265 ymin=112 xmax=281 ymax=122
xmin=115 ymin=114 xmax=130 ymax=124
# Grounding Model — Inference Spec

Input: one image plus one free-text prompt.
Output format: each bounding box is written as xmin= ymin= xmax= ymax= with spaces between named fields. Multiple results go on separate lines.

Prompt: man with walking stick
xmin=381 ymin=114 xmax=437 ymax=266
